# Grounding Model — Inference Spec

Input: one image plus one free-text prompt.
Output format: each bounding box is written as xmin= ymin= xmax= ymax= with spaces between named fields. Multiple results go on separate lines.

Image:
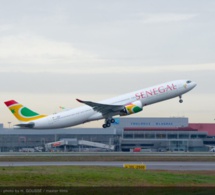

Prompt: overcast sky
xmin=0 ymin=0 xmax=215 ymax=128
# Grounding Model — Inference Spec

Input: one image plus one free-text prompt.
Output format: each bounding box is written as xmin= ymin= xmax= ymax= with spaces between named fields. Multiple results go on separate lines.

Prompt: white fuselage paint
xmin=29 ymin=80 xmax=196 ymax=129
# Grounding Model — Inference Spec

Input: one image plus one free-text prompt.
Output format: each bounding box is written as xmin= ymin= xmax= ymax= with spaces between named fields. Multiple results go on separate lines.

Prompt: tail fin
xmin=4 ymin=100 xmax=47 ymax=122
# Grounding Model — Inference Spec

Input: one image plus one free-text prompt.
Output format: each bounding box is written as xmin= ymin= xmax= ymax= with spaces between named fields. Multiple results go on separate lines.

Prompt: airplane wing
xmin=76 ymin=99 xmax=124 ymax=117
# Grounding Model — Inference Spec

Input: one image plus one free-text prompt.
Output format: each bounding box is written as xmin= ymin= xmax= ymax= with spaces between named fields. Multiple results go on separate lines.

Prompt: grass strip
xmin=0 ymin=166 xmax=214 ymax=187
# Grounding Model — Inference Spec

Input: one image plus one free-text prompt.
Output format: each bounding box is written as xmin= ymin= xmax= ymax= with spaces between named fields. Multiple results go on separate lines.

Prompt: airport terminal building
xmin=0 ymin=117 xmax=215 ymax=152
xmin=112 ymin=118 xmax=213 ymax=152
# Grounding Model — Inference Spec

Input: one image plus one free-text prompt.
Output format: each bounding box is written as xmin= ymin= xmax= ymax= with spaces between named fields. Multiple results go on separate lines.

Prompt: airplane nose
xmin=191 ymin=82 xmax=197 ymax=89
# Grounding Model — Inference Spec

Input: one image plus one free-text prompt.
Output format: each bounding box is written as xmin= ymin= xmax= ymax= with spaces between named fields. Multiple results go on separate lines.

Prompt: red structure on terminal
xmin=189 ymin=123 xmax=215 ymax=136
xmin=123 ymin=124 xmax=215 ymax=136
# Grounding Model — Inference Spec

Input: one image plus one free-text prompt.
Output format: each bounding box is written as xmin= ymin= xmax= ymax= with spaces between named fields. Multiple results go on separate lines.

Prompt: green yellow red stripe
xmin=4 ymin=100 xmax=46 ymax=122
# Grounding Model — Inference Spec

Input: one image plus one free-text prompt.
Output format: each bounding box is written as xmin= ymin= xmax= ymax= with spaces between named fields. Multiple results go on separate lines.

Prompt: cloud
xmin=141 ymin=13 xmax=197 ymax=24
xmin=1 ymin=62 xmax=213 ymax=75
xmin=0 ymin=24 xmax=12 ymax=32
xmin=63 ymin=63 xmax=215 ymax=74
xmin=0 ymin=34 xmax=98 ymax=67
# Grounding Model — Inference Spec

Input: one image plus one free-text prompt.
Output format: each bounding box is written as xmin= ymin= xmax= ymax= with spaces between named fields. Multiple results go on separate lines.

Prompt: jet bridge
xmin=45 ymin=138 xmax=115 ymax=151
xmin=78 ymin=140 xmax=115 ymax=150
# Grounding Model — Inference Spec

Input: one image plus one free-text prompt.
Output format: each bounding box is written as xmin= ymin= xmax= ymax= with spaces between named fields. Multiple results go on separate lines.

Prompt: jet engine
xmin=120 ymin=100 xmax=143 ymax=116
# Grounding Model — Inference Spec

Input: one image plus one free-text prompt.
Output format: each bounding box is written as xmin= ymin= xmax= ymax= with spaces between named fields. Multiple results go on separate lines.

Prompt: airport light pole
xmin=8 ymin=122 xmax=11 ymax=128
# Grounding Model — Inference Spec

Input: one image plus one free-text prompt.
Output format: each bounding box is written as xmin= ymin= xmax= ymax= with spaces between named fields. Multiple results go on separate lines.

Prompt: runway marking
xmin=123 ymin=164 xmax=146 ymax=170
xmin=0 ymin=161 xmax=215 ymax=170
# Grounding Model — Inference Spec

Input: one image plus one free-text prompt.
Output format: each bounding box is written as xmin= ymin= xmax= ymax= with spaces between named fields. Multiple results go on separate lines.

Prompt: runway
xmin=1 ymin=161 xmax=215 ymax=170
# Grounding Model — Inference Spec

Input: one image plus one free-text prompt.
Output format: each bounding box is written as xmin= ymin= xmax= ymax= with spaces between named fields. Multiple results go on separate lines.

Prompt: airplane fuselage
xmin=29 ymin=80 xmax=196 ymax=129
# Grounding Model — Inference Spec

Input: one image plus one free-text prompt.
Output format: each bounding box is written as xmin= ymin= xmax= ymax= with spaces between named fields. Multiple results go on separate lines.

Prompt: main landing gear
xmin=179 ymin=95 xmax=183 ymax=103
xmin=102 ymin=118 xmax=115 ymax=128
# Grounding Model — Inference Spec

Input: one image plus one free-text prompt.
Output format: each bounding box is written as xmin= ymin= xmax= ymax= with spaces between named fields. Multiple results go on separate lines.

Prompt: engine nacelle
xmin=120 ymin=100 xmax=143 ymax=116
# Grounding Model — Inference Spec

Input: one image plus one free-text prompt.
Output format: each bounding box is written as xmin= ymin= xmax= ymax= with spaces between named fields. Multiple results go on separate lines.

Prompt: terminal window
xmin=123 ymin=134 xmax=133 ymax=138
xmin=167 ymin=134 xmax=177 ymax=139
xmin=191 ymin=134 xmax=197 ymax=138
xmin=156 ymin=134 xmax=166 ymax=139
xmin=145 ymin=134 xmax=155 ymax=139
xmin=134 ymin=134 xmax=144 ymax=138
xmin=198 ymin=134 xmax=206 ymax=138
xmin=179 ymin=134 xmax=189 ymax=139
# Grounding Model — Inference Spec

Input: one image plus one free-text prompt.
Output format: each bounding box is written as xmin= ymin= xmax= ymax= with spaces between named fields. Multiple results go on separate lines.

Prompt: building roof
xmin=124 ymin=127 xmax=197 ymax=131
xmin=189 ymin=123 xmax=215 ymax=136
xmin=0 ymin=128 xmax=119 ymax=135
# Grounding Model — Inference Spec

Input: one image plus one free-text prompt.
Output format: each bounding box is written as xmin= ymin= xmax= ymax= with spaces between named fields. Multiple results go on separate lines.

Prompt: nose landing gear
xmin=179 ymin=95 xmax=183 ymax=103
xmin=102 ymin=118 xmax=115 ymax=128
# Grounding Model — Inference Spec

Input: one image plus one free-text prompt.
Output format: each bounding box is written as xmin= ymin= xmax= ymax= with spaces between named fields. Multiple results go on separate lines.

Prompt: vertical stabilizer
xmin=4 ymin=100 xmax=46 ymax=122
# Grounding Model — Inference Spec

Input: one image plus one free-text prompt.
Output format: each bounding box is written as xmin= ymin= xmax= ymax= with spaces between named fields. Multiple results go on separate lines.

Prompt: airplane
xmin=4 ymin=79 xmax=196 ymax=129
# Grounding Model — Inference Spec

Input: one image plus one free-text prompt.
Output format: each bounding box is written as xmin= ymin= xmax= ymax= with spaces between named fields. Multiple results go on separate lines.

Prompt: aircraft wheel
xmin=111 ymin=118 xmax=115 ymax=123
xmin=106 ymin=119 xmax=111 ymax=124
xmin=102 ymin=124 xmax=107 ymax=128
xmin=106 ymin=122 xmax=111 ymax=127
xmin=179 ymin=99 xmax=183 ymax=103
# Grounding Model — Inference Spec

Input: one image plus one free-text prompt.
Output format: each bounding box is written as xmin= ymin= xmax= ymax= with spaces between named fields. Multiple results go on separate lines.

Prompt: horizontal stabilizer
xmin=14 ymin=122 xmax=35 ymax=128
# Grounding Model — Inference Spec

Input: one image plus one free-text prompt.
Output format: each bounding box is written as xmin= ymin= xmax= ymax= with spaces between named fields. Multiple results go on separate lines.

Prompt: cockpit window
xmin=186 ymin=80 xmax=192 ymax=84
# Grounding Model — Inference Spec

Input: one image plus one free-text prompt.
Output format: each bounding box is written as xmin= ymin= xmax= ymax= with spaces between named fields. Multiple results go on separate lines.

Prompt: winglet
xmin=76 ymin=99 xmax=84 ymax=103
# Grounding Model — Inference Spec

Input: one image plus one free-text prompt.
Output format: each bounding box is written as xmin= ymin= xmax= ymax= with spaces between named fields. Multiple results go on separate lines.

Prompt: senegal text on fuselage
xmin=135 ymin=83 xmax=177 ymax=100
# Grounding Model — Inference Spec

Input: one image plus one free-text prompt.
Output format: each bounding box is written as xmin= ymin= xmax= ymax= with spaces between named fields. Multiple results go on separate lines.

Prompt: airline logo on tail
xmin=4 ymin=100 xmax=46 ymax=122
